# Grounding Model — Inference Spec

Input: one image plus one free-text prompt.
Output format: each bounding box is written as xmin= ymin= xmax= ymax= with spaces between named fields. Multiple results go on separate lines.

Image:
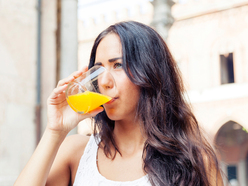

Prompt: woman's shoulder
xmin=64 ymin=134 xmax=91 ymax=146
xmin=54 ymin=134 xmax=92 ymax=169
xmin=46 ymin=134 xmax=92 ymax=185
xmin=60 ymin=134 xmax=92 ymax=182
xmin=61 ymin=134 xmax=91 ymax=158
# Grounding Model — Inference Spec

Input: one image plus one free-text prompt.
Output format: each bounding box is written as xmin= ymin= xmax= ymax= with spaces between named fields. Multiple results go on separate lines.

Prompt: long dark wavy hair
xmin=88 ymin=21 xmax=221 ymax=186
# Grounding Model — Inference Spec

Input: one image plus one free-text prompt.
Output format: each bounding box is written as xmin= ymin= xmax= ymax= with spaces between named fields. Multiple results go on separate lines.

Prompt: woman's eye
xmin=114 ymin=63 xmax=122 ymax=69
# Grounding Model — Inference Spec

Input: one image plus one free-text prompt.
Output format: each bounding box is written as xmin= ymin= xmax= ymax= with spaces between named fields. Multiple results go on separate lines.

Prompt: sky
xmin=78 ymin=0 xmax=152 ymax=23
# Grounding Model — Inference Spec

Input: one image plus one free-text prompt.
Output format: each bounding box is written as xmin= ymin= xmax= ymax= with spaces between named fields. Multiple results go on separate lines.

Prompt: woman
xmin=14 ymin=21 xmax=223 ymax=186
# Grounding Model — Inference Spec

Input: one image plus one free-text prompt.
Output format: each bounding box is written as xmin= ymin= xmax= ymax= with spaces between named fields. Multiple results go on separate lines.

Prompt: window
xmin=220 ymin=53 xmax=235 ymax=84
xmin=227 ymin=165 xmax=237 ymax=181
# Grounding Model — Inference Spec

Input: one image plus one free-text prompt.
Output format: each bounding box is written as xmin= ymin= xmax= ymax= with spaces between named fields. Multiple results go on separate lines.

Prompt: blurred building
xmin=168 ymin=0 xmax=248 ymax=185
xmin=0 ymin=1 xmax=37 ymax=183
xmin=0 ymin=0 xmax=77 ymax=185
xmin=77 ymin=0 xmax=154 ymax=68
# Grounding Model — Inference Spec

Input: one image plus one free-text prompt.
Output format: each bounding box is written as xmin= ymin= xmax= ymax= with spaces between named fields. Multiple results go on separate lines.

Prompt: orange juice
xmin=67 ymin=91 xmax=112 ymax=113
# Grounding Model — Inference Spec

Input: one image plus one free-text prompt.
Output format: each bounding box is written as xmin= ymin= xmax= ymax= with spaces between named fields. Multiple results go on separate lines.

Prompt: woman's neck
xmin=113 ymin=118 xmax=146 ymax=156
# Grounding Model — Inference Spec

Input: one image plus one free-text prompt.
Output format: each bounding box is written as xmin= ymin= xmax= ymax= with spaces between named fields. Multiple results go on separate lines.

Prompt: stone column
xmin=60 ymin=0 xmax=78 ymax=78
xmin=151 ymin=0 xmax=174 ymax=41
xmin=238 ymin=159 xmax=246 ymax=186
xmin=61 ymin=0 xmax=78 ymax=135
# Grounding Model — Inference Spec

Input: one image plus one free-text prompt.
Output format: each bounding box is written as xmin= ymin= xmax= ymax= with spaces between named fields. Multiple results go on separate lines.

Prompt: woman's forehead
xmin=95 ymin=34 xmax=122 ymax=61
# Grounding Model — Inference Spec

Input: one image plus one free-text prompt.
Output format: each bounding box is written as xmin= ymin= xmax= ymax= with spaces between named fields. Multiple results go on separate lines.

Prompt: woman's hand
xmin=47 ymin=66 xmax=104 ymax=134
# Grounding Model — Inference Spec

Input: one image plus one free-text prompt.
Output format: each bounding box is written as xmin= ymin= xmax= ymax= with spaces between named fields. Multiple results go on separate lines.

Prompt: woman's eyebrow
xmin=108 ymin=57 xmax=123 ymax=62
xmin=95 ymin=57 xmax=123 ymax=65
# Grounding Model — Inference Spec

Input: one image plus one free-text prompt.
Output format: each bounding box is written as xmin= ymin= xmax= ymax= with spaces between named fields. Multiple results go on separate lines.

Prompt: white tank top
xmin=73 ymin=134 xmax=151 ymax=186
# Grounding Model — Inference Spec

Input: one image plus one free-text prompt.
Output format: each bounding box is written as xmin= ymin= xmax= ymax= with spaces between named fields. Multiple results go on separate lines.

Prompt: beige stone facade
xmin=0 ymin=1 xmax=37 ymax=185
xmin=0 ymin=0 xmax=57 ymax=185
xmin=169 ymin=0 xmax=248 ymax=185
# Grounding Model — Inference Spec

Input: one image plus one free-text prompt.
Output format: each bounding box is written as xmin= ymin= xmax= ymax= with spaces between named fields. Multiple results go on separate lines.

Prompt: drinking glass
xmin=66 ymin=65 xmax=117 ymax=114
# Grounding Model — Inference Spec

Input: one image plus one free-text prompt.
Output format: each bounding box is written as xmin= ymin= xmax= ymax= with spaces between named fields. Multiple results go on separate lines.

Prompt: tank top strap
xmin=73 ymin=134 xmax=99 ymax=186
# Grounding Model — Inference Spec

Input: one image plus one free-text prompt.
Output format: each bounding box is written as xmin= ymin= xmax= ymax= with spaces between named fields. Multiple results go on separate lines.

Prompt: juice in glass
xmin=67 ymin=91 xmax=112 ymax=114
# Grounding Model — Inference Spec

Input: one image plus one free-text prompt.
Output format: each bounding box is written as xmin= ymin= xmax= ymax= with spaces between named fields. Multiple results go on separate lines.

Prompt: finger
xmin=57 ymin=66 xmax=89 ymax=87
xmin=75 ymin=107 xmax=104 ymax=124
xmin=50 ymin=84 xmax=68 ymax=99
xmin=57 ymin=76 xmax=74 ymax=88
xmin=70 ymin=69 xmax=84 ymax=78
xmin=80 ymin=66 xmax=88 ymax=73
xmin=57 ymin=70 xmax=83 ymax=88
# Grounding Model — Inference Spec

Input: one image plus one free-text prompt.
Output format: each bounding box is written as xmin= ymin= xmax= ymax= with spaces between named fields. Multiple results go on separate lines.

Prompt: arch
xmin=211 ymin=116 xmax=247 ymax=138
xmin=214 ymin=120 xmax=248 ymax=185
xmin=215 ymin=121 xmax=248 ymax=150
xmin=215 ymin=121 xmax=246 ymax=145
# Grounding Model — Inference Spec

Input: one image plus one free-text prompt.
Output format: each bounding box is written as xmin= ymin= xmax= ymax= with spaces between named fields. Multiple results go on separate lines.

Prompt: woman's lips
xmin=106 ymin=97 xmax=118 ymax=104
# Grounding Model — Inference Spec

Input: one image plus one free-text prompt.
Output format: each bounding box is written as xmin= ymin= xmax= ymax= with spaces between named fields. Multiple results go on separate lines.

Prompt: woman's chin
xmin=105 ymin=109 xmax=120 ymax=121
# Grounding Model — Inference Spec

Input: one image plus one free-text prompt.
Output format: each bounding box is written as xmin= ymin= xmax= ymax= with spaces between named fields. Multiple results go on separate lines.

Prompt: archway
xmin=215 ymin=121 xmax=248 ymax=186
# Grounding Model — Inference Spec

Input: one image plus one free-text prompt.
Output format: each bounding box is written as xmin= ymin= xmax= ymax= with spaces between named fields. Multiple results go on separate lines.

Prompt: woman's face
xmin=94 ymin=33 xmax=140 ymax=121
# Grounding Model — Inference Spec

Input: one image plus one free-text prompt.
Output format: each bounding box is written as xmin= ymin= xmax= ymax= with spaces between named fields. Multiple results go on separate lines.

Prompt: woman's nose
xmin=98 ymin=71 xmax=115 ymax=91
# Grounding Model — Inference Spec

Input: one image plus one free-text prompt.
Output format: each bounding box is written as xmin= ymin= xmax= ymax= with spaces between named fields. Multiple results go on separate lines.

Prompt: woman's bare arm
xmin=46 ymin=134 xmax=90 ymax=186
xmin=14 ymin=128 xmax=67 ymax=186
xmin=14 ymin=67 xmax=103 ymax=186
